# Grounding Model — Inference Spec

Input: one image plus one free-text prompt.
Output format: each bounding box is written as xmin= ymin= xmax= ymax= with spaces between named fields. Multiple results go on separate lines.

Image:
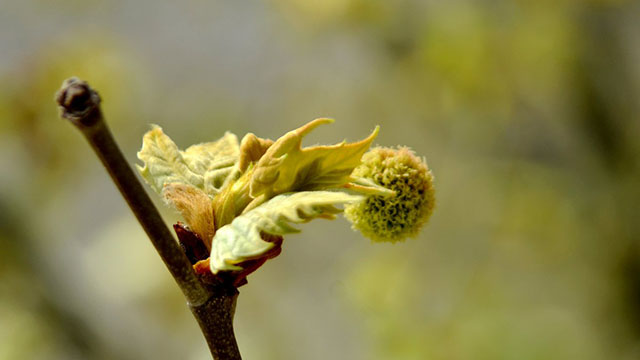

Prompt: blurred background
xmin=1 ymin=0 xmax=639 ymax=359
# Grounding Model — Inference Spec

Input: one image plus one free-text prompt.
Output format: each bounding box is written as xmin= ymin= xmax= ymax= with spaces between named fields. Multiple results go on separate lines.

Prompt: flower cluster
xmin=345 ymin=147 xmax=435 ymax=243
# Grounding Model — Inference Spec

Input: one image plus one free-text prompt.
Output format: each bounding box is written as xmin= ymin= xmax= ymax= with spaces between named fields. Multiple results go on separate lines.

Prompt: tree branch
xmin=55 ymin=77 xmax=242 ymax=359
xmin=55 ymin=77 xmax=210 ymax=305
xmin=189 ymin=285 xmax=241 ymax=359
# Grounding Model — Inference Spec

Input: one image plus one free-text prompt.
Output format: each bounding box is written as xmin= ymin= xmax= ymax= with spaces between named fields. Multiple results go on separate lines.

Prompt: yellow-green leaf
xmin=136 ymin=126 xmax=239 ymax=196
xmin=183 ymin=133 xmax=240 ymax=194
xmin=237 ymin=133 xmax=274 ymax=173
xmin=250 ymin=118 xmax=379 ymax=198
xmin=343 ymin=176 xmax=396 ymax=197
xmin=209 ymin=191 xmax=363 ymax=273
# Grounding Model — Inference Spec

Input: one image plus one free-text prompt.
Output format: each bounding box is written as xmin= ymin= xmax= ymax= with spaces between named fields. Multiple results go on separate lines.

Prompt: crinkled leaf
xmin=136 ymin=126 xmax=239 ymax=196
xmin=183 ymin=134 xmax=239 ymax=194
xmin=210 ymin=191 xmax=363 ymax=273
xmin=137 ymin=126 xmax=202 ymax=193
xmin=250 ymin=118 xmax=379 ymax=198
xmin=237 ymin=133 xmax=273 ymax=173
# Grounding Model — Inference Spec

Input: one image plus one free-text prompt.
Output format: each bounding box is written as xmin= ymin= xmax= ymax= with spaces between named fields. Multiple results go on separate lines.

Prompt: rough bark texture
xmin=190 ymin=285 xmax=241 ymax=360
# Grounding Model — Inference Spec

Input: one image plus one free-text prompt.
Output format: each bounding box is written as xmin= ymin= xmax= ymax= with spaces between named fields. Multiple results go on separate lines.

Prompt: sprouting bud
xmin=345 ymin=146 xmax=435 ymax=243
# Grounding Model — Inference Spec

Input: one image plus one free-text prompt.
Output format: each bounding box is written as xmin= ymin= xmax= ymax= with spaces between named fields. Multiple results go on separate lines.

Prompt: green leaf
xmin=237 ymin=133 xmax=273 ymax=172
xmin=183 ymin=133 xmax=240 ymax=194
xmin=136 ymin=126 xmax=239 ymax=196
xmin=210 ymin=191 xmax=363 ymax=273
xmin=250 ymin=118 xmax=379 ymax=198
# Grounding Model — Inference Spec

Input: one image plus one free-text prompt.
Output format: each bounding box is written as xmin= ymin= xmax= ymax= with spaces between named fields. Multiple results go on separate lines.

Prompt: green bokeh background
xmin=1 ymin=1 xmax=639 ymax=359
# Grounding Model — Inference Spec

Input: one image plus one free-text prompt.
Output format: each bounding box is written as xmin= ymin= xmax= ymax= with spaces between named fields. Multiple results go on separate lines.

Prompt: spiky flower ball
xmin=345 ymin=146 xmax=435 ymax=243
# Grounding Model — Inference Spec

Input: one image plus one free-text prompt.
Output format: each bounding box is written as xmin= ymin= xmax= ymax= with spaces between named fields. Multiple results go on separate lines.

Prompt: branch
xmin=55 ymin=78 xmax=243 ymax=359
xmin=55 ymin=77 xmax=210 ymax=305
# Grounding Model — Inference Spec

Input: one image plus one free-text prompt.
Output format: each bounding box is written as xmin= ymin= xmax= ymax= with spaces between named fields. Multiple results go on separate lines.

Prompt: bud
xmin=345 ymin=146 xmax=435 ymax=243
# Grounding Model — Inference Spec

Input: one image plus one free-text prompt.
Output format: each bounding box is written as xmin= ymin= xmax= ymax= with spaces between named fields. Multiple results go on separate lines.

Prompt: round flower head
xmin=345 ymin=146 xmax=435 ymax=243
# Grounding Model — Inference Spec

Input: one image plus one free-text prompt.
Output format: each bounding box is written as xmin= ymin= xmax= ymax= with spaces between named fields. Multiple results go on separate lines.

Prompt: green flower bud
xmin=345 ymin=146 xmax=435 ymax=243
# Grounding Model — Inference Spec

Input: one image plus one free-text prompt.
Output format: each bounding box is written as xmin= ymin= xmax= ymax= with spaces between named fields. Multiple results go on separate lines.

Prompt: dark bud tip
xmin=56 ymin=77 xmax=102 ymax=127
xmin=174 ymin=222 xmax=210 ymax=265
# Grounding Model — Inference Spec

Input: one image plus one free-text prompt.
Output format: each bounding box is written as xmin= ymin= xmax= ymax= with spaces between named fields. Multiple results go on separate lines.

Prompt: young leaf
xmin=237 ymin=133 xmax=274 ymax=173
xmin=183 ymin=133 xmax=240 ymax=195
xmin=250 ymin=118 xmax=379 ymax=198
xmin=136 ymin=126 xmax=239 ymax=196
xmin=209 ymin=191 xmax=363 ymax=273
xmin=342 ymin=176 xmax=396 ymax=197
xmin=162 ymin=184 xmax=215 ymax=248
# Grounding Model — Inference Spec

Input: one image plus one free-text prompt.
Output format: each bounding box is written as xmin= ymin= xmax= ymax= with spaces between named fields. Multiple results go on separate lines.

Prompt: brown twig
xmin=56 ymin=77 xmax=241 ymax=360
